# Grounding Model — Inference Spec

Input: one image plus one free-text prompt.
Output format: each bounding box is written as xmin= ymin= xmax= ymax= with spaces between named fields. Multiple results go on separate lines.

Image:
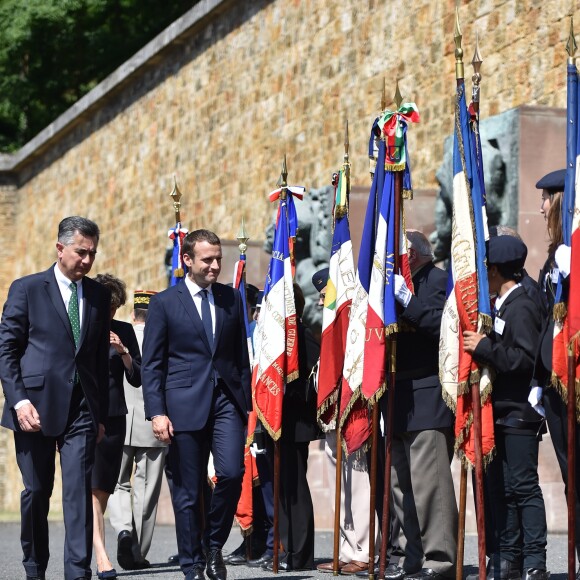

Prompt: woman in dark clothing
xmin=92 ymin=274 xmax=141 ymax=579
xmin=532 ymin=170 xmax=580 ymax=571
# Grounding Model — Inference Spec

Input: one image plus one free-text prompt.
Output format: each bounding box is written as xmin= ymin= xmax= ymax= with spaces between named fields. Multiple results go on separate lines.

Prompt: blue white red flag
xmin=552 ymin=61 xmax=580 ymax=409
xmin=439 ymin=81 xmax=494 ymax=466
xmin=338 ymin=137 xmax=386 ymax=454
xmin=317 ymin=169 xmax=356 ymax=428
xmin=253 ymin=195 xmax=299 ymax=440
xmin=233 ymin=255 xmax=254 ymax=364
xmin=168 ymin=224 xmax=188 ymax=285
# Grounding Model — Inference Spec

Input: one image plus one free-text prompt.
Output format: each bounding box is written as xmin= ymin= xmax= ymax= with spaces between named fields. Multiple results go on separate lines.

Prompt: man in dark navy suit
xmin=142 ymin=229 xmax=251 ymax=580
xmin=0 ymin=216 xmax=111 ymax=580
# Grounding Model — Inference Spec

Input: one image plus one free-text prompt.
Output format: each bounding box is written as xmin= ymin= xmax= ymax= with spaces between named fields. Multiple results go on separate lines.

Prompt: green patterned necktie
xmin=68 ymin=282 xmax=81 ymax=347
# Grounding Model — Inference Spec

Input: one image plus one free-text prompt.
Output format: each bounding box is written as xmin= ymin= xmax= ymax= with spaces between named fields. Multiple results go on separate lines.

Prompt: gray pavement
xmin=0 ymin=521 xmax=570 ymax=580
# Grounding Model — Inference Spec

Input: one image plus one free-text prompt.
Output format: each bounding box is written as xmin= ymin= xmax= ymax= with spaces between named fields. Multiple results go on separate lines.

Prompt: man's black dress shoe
xmin=523 ymin=569 xmax=550 ymax=580
xmin=467 ymin=557 xmax=521 ymax=580
xmin=26 ymin=576 xmax=45 ymax=580
xmin=224 ymin=553 xmax=246 ymax=565
xmin=247 ymin=552 xmax=274 ymax=568
xmin=263 ymin=557 xmax=312 ymax=572
xmin=116 ymin=530 xmax=134 ymax=570
xmin=355 ymin=565 xmax=378 ymax=578
xmin=206 ymin=549 xmax=227 ymax=580
xmin=168 ymin=553 xmax=179 ymax=564
xmin=406 ymin=568 xmax=446 ymax=580
xmin=385 ymin=564 xmax=406 ymax=580
xmin=186 ymin=565 xmax=206 ymax=580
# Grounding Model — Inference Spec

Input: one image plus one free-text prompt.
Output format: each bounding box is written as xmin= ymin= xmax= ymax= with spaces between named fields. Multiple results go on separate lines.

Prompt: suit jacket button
xmin=68 ymin=378 xmax=73 ymax=383
xmin=210 ymin=377 xmax=215 ymax=383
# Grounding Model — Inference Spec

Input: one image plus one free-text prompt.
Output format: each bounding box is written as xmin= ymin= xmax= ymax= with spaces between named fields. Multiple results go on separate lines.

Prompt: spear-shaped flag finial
xmin=471 ymin=31 xmax=483 ymax=107
xmin=567 ymin=16 xmax=577 ymax=64
xmin=454 ymin=7 xmax=464 ymax=81
xmin=394 ymin=81 xmax=403 ymax=109
xmin=236 ymin=217 xmax=250 ymax=255
xmin=279 ymin=155 xmax=288 ymax=200
xmin=170 ymin=174 xmax=183 ymax=223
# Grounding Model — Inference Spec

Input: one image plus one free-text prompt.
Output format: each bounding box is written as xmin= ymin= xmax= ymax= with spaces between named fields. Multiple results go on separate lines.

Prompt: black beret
xmin=246 ymin=284 xmax=259 ymax=308
xmin=535 ymin=169 xmax=566 ymax=194
xmin=311 ymin=267 xmax=329 ymax=292
xmin=255 ymin=290 xmax=264 ymax=308
xmin=134 ymin=289 xmax=157 ymax=309
xmin=487 ymin=235 xmax=527 ymax=268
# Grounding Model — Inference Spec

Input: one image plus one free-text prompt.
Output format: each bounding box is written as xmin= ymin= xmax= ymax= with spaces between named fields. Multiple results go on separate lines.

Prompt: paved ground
xmin=0 ymin=522 xmax=570 ymax=580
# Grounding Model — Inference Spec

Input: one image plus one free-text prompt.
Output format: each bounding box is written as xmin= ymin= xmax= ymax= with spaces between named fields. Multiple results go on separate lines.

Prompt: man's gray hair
xmin=58 ymin=216 xmax=100 ymax=245
xmin=407 ymin=229 xmax=434 ymax=259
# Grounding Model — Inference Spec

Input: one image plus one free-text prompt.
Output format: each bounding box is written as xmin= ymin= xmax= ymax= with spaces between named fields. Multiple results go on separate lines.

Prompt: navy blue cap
xmin=488 ymin=235 xmax=527 ymax=268
xmin=255 ymin=290 xmax=264 ymax=308
xmin=246 ymin=284 xmax=259 ymax=308
xmin=535 ymin=169 xmax=566 ymax=194
xmin=311 ymin=267 xmax=329 ymax=292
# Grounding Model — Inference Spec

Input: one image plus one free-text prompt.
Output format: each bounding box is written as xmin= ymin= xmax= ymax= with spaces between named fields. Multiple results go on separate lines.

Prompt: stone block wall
xmin=0 ymin=0 xmax=577 ymax=526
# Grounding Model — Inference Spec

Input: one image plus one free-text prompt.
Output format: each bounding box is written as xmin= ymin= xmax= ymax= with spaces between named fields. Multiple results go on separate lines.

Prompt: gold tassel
xmin=402 ymin=188 xmax=413 ymax=200
xmin=553 ymin=302 xmax=567 ymax=322
xmin=385 ymin=162 xmax=406 ymax=172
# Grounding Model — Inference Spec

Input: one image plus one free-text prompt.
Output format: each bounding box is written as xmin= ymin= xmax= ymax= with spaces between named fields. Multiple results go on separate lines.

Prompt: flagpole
xmin=331 ymin=121 xmax=350 ymax=577
xmin=455 ymin=13 xmax=487 ymax=580
xmin=368 ymin=81 xmax=387 ymax=580
xmin=566 ymin=20 xmax=578 ymax=580
xmin=378 ymin=82 xmax=404 ymax=580
xmin=270 ymin=156 xmax=290 ymax=575
xmin=236 ymin=219 xmax=253 ymax=563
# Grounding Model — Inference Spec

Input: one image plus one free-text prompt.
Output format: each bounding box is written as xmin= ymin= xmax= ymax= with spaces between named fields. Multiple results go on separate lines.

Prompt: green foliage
xmin=0 ymin=0 xmax=196 ymax=152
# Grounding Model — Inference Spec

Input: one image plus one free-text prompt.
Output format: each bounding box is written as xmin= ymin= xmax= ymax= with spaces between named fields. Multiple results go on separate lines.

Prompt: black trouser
xmin=264 ymin=437 xmax=315 ymax=569
xmin=544 ymin=387 xmax=580 ymax=558
xmin=486 ymin=429 xmax=547 ymax=570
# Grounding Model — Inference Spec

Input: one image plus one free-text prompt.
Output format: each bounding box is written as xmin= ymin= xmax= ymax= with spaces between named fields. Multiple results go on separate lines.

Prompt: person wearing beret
xmin=381 ymin=230 xmax=457 ymax=580
xmin=107 ymin=290 xmax=166 ymax=571
xmin=91 ymin=274 xmax=142 ymax=580
xmin=311 ymin=267 xmax=379 ymax=576
xmin=531 ymin=169 xmax=580 ymax=576
xmin=464 ymin=235 xmax=548 ymax=580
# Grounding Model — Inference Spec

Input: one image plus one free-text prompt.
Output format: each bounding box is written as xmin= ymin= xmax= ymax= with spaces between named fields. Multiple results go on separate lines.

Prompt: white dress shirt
xmin=184 ymin=276 xmax=216 ymax=336
xmin=15 ymin=266 xmax=86 ymax=410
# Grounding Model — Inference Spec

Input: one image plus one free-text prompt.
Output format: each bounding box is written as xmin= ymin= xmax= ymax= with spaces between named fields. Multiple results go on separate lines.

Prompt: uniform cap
xmin=535 ymin=169 xmax=566 ymax=194
xmin=311 ymin=267 xmax=329 ymax=292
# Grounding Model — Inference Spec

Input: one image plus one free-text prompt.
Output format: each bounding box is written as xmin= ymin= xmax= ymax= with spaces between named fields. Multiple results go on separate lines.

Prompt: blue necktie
xmin=200 ymin=289 xmax=214 ymax=349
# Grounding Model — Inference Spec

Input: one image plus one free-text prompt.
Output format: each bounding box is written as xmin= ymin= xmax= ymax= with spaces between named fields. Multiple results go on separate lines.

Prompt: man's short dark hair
xmin=58 ymin=216 xmax=100 ymax=245
xmin=133 ymin=308 xmax=148 ymax=323
xmin=182 ymin=229 xmax=221 ymax=258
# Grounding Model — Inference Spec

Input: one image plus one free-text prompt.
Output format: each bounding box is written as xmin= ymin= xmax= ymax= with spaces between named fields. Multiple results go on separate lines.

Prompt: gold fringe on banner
xmin=385 ymin=162 xmax=406 ymax=172
xmin=338 ymin=388 xmax=371 ymax=458
xmin=402 ymin=188 xmax=413 ymax=200
xmin=553 ymin=302 xmax=567 ymax=322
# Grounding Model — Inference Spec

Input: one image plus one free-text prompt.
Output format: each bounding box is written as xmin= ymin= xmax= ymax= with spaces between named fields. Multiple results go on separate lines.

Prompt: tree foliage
xmin=0 ymin=0 xmax=197 ymax=152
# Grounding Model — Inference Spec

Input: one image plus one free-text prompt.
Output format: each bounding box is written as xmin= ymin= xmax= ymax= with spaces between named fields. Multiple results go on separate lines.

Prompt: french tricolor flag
xmin=253 ymin=195 xmax=299 ymax=440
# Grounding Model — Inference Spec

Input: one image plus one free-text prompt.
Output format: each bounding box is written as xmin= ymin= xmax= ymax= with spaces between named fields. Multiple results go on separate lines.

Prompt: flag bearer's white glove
xmin=394 ymin=274 xmax=412 ymax=308
xmin=555 ymin=244 xmax=571 ymax=278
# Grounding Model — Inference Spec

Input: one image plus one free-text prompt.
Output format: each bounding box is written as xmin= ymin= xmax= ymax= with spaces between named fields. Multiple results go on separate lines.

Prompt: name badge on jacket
xmin=494 ymin=316 xmax=505 ymax=336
